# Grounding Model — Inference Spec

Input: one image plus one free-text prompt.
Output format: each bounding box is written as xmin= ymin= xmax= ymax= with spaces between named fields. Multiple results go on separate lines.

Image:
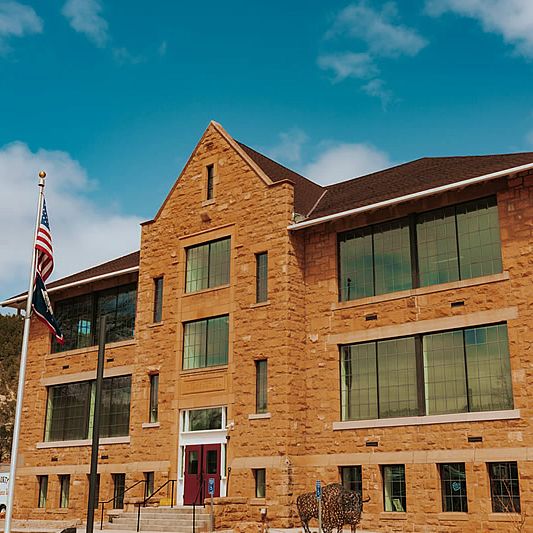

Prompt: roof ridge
xmin=423 ymin=151 xmax=533 ymax=160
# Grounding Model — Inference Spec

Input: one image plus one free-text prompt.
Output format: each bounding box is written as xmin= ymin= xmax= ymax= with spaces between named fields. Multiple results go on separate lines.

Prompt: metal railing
xmin=99 ymin=479 xmax=146 ymax=530
xmin=136 ymin=479 xmax=176 ymax=532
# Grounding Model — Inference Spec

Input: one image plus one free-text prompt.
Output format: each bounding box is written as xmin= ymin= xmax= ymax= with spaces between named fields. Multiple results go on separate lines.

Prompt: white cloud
xmin=426 ymin=0 xmax=533 ymax=57
xmin=62 ymin=0 xmax=108 ymax=47
xmin=0 ymin=1 xmax=43 ymax=54
xmin=304 ymin=142 xmax=392 ymax=185
xmin=328 ymin=1 xmax=428 ymax=58
xmin=362 ymin=78 xmax=394 ymax=108
xmin=318 ymin=52 xmax=378 ymax=82
xmin=158 ymin=40 xmax=167 ymax=57
xmin=112 ymin=46 xmax=144 ymax=65
xmin=0 ymin=142 xmax=141 ymax=300
xmin=268 ymin=128 xmax=308 ymax=164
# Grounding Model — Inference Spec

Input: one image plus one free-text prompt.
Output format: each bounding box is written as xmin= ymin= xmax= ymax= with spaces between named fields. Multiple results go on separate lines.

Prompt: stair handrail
xmin=135 ymin=479 xmax=176 ymax=532
xmin=99 ymin=479 xmax=146 ymax=530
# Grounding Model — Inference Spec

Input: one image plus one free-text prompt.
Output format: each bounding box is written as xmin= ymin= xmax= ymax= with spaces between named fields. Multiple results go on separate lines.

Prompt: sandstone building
xmin=2 ymin=121 xmax=533 ymax=532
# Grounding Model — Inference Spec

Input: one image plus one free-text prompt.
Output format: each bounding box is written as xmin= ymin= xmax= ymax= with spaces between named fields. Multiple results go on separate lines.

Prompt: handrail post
xmin=100 ymin=502 xmax=104 ymax=530
xmin=171 ymin=480 xmax=175 ymax=508
xmin=136 ymin=504 xmax=141 ymax=533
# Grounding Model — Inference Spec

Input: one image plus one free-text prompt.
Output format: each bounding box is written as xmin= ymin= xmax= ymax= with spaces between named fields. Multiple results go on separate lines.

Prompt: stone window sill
xmin=201 ymin=199 xmax=216 ymax=207
xmin=333 ymin=409 xmax=520 ymax=430
xmin=488 ymin=513 xmax=523 ymax=522
xmin=379 ymin=512 xmax=407 ymax=520
xmin=332 ymin=271 xmax=510 ymax=311
xmin=148 ymin=322 xmax=164 ymax=328
xmin=182 ymin=284 xmax=230 ymax=298
xmin=142 ymin=422 xmax=160 ymax=429
xmin=46 ymin=339 xmax=136 ymax=360
xmin=250 ymin=301 xmax=271 ymax=309
xmin=438 ymin=512 xmax=469 ymax=521
xmin=37 ymin=436 xmax=130 ymax=449
xmin=248 ymin=413 xmax=271 ymax=420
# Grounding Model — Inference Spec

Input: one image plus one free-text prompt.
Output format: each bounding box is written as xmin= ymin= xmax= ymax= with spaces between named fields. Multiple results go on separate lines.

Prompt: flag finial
xmin=38 ymin=170 xmax=46 ymax=178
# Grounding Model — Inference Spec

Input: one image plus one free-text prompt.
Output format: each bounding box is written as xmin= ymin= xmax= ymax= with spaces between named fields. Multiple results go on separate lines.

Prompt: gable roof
xmin=308 ymin=152 xmax=533 ymax=222
xmin=236 ymin=142 xmax=324 ymax=216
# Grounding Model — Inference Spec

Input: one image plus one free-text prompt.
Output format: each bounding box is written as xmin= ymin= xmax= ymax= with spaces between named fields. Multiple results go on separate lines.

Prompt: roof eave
xmin=287 ymin=162 xmax=533 ymax=231
xmin=1 ymin=266 xmax=140 ymax=308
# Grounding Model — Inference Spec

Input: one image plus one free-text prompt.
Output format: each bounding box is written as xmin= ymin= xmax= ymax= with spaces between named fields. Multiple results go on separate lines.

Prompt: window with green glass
xmin=185 ymin=237 xmax=230 ymax=293
xmin=339 ymin=220 xmax=411 ymax=301
xmin=440 ymin=463 xmax=468 ymax=512
xmin=183 ymin=315 xmax=229 ymax=369
xmin=44 ymin=376 xmax=131 ymax=442
xmin=341 ymin=337 xmax=418 ymax=421
xmin=417 ymin=197 xmax=502 ymax=287
xmin=52 ymin=284 xmax=137 ymax=353
xmin=340 ymin=466 xmax=362 ymax=496
xmin=341 ymin=324 xmax=512 ymax=422
xmin=338 ymin=197 xmax=502 ymax=301
xmin=383 ymin=465 xmax=406 ymax=512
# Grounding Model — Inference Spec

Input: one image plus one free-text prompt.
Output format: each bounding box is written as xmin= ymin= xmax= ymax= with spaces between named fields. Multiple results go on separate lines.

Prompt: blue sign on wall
xmin=208 ymin=478 xmax=215 ymax=496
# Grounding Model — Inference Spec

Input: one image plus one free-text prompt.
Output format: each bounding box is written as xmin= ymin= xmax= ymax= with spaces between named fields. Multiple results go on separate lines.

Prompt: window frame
xmin=182 ymin=315 xmax=229 ymax=370
xmin=59 ymin=474 xmax=70 ymax=509
xmin=382 ymin=464 xmax=406 ymax=512
xmin=340 ymin=465 xmax=363 ymax=496
xmin=44 ymin=375 xmax=132 ymax=442
xmin=340 ymin=322 xmax=513 ymax=422
xmin=112 ymin=473 xmax=126 ymax=509
xmin=153 ymin=277 xmax=164 ymax=323
xmin=37 ymin=475 xmax=48 ymax=508
xmin=439 ymin=463 xmax=468 ymax=513
xmin=254 ymin=468 xmax=266 ymax=498
xmin=149 ymin=373 xmax=159 ymax=423
xmin=337 ymin=196 xmax=502 ymax=302
xmin=255 ymin=359 xmax=268 ymax=414
xmin=52 ymin=283 xmax=137 ymax=353
xmin=185 ymin=237 xmax=231 ymax=294
xmin=255 ymin=252 xmax=268 ymax=303
xmin=206 ymin=164 xmax=215 ymax=200
xmin=489 ymin=461 xmax=521 ymax=513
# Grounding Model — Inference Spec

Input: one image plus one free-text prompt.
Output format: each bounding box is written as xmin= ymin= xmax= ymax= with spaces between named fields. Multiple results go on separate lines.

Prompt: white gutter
xmin=1 ymin=266 xmax=139 ymax=307
xmin=288 ymin=162 xmax=533 ymax=231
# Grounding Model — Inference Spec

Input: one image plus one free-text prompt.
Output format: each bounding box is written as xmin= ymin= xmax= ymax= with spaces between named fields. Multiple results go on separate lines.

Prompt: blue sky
xmin=1 ymin=0 xmax=533 ymax=301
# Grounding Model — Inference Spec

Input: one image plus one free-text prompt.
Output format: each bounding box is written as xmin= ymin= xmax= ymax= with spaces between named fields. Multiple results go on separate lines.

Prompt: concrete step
xmin=108 ymin=519 xmax=210 ymax=527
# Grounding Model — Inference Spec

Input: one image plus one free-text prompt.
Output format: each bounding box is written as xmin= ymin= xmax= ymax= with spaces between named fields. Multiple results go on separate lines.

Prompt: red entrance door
xmin=183 ymin=444 xmax=221 ymax=505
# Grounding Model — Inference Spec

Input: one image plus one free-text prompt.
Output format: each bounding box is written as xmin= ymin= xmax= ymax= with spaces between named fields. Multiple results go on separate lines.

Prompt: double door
xmin=183 ymin=444 xmax=221 ymax=505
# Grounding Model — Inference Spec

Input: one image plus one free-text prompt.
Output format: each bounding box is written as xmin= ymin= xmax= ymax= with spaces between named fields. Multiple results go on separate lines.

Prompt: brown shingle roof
xmin=46 ymin=250 xmax=140 ymax=290
xmin=310 ymin=152 xmax=533 ymax=220
xmin=1 ymin=251 xmax=140 ymax=306
xmin=237 ymin=141 xmax=324 ymax=216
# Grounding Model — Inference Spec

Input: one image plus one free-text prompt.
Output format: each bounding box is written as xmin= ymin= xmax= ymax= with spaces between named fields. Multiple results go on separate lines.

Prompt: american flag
xmin=35 ymin=199 xmax=54 ymax=282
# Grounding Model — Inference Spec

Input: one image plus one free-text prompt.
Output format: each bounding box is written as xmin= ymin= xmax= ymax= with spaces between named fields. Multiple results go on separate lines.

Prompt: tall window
xmin=113 ymin=474 xmax=126 ymax=509
xmin=255 ymin=252 xmax=268 ymax=303
xmin=37 ymin=475 xmax=48 ymax=508
xmin=489 ymin=462 xmax=521 ymax=513
xmin=185 ymin=238 xmax=230 ymax=293
xmin=153 ymin=277 xmax=164 ymax=323
xmin=254 ymin=469 xmax=266 ymax=498
xmin=59 ymin=475 xmax=70 ymax=508
xmin=183 ymin=315 xmax=229 ymax=369
xmin=206 ymin=164 xmax=215 ymax=200
xmin=339 ymin=219 xmax=412 ymax=300
xmin=144 ymin=472 xmax=154 ymax=498
xmin=53 ymin=284 xmax=137 ymax=352
xmin=440 ymin=463 xmax=467 ymax=512
xmin=340 ymin=324 xmax=512 ymax=421
xmin=100 ymin=376 xmax=132 ymax=438
xmin=382 ymin=465 xmax=406 ymax=512
xmin=44 ymin=376 xmax=132 ymax=442
xmin=338 ymin=197 xmax=502 ymax=301
xmin=340 ymin=466 xmax=362 ymax=496
xmin=149 ymin=373 xmax=159 ymax=423
xmin=255 ymin=360 xmax=268 ymax=414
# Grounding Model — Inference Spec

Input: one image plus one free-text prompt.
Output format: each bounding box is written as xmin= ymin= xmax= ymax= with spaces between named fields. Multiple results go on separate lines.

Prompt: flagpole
xmin=4 ymin=171 xmax=47 ymax=533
